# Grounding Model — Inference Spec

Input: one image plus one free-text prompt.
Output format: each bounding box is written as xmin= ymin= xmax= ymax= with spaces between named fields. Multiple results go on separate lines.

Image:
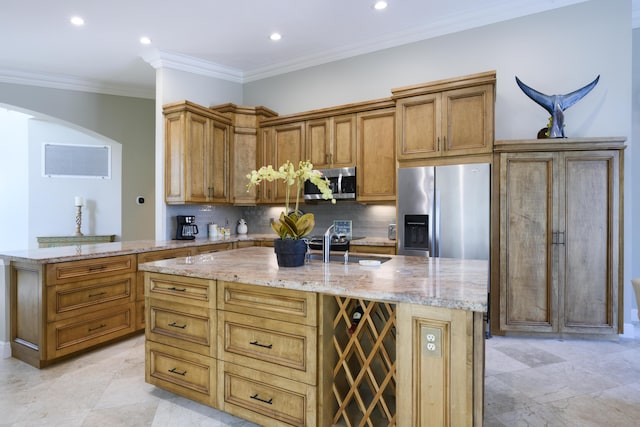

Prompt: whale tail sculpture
xmin=515 ymin=75 xmax=600 ymax=138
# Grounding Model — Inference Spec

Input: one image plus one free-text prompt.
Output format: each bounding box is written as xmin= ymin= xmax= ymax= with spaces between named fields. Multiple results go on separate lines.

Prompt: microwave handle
xmin=337 ymin=173 xmax=342 ymax=195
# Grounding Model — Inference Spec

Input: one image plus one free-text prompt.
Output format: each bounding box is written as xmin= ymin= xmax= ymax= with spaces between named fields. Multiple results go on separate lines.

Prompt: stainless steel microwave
xmin=303 ymin=167 xmax=356 ymax=200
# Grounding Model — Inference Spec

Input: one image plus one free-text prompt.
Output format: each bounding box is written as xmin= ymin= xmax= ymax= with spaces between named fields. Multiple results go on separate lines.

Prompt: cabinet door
xmin=164 ymin=112 xmax=186 ymax=203
xmin=184 ymin=112 xmax=211 ymax=203
xmin=272 ymin=122 xmax=305 ymax=204
xmin=306 ymin=118 xmax=330 ymax=168
xmin=257 ymin=127 xmax=274 ymax=203
xmin=356 ymin=108 xmax=396 ymax=202
xmin=207 ymin=120 xmax=230 ymax=203
xmin=332 ymin=114 xmax=357 ymax=167
xmin=499 ymin=152 xmax=558 ymax=333
xmin=307 ymin=115 xmax=356 ymax=169
xmin=442 ymin=84 xmax=494 ymax=157
xmin=560 ymin=151 xmax=619 ymax=334
xmin=396 ymin=93 xmax=440 ymax=160
xmin=397 ymin=304 xmax=484 ymax=426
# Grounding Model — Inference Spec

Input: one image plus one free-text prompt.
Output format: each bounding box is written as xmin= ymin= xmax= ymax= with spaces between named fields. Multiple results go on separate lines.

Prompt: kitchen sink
xmin=307 ymin=253 xmax=391 ymax=264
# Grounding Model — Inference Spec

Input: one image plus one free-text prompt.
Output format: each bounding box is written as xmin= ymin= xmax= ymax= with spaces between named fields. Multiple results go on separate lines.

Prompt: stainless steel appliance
xmin=176 ymin=215 xmax=199 ymax=240
xmin=303 ymin=167 xmax=356 ymax=200
xmin=397 ymin=163 xmax=490 ymax=260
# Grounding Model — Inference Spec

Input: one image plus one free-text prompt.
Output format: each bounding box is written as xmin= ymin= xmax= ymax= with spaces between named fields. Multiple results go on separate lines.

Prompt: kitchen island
xmin=139 ymin=246 xmax=488 ymax=426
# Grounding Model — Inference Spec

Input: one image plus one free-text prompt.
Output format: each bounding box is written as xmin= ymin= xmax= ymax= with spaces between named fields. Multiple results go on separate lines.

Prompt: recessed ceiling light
xmin=373 ymin=1 xmax=388 ymax=10
xmin=140 ymin=36 xmax=152 ymax=45
xmin=269 ymin=33 xmax=282 ymax=41
xmin=70 ymin=16 xmax=85 ymax=26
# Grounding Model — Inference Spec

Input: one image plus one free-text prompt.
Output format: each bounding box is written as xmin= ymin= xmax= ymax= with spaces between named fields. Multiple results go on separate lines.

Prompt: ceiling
xmin=1 ymin=0 xmax=637 ymax=99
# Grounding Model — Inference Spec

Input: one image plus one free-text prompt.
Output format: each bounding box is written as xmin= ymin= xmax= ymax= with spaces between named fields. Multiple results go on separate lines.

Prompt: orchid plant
xmin=247 ymin=160 xmax=335 ymax=239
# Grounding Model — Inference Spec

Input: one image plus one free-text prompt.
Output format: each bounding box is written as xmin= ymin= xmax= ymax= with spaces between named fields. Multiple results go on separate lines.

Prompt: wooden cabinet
xmin=210 ymin=104 xmax=278 ymax=206
xmin=397 ymin=304 xmax=485 ymax=426
xmin=145 ymin=273 xmax=218 ymax=407
xmin=306 ymin=114 xmax=356 ymax=168
xmin=356 ymin=108 xmax=396 ymax=202
xmin=164 ymin=101 xmax=232 ymax=204
xmin=10 ymin=254 xmax=138 ymax=367
xmin=394 ymin=71 xmax=495 ymax=163
xmin=37 ymin=234 xmax=116 ymax=248
xmin=216 ymin=281 xmax=320 ymax=425
xmin=136 ymin=248 xmax=195 ymax=330
xmin=491 ymin=138 xmax=625 ymax=338
xmin=350 ymin=244 xmax=396 ymax=255
xmin=144 ymin=275 xmax=331 ymax=426
xmin=257 ymin=121 xmax=305 ymax=204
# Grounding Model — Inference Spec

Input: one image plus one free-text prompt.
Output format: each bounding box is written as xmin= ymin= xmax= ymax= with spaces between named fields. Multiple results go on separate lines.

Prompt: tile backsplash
xmin=166 ymin=203 xmax=396 ymax=240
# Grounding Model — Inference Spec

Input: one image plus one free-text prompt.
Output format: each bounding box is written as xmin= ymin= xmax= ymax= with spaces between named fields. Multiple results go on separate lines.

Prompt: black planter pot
xmin=273 ymin=238 xmax=307 ymax=267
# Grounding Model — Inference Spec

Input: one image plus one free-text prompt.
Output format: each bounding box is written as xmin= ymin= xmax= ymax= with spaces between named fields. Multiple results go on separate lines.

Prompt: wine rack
xmin=331 ymin=297 xmax=397 ymax=426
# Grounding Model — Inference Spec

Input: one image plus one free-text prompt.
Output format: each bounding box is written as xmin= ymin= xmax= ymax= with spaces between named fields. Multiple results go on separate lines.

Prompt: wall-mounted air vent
xmin=43 ymin=143 xmax=111 ymax=179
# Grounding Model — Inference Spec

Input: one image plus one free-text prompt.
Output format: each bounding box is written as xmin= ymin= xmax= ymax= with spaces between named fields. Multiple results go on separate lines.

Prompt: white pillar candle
xmin=74 ymin=196 xmax=84 ymax=206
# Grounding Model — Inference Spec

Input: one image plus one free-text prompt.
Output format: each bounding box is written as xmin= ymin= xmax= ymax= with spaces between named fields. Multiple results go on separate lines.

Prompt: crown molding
xmin=0 ymin=0 xmax=632 ymax=94
xmin=142 ymin=49 xmax=243 ymax=84
xmin=243 ymin=0 xmax=590 ymax=82
xmin=0 ymin=68 xmax=154 ymax=99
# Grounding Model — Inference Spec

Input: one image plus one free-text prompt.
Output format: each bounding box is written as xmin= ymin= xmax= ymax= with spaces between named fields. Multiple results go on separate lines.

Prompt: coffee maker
xmin=176 ymin=215 xmax=199 ymax=240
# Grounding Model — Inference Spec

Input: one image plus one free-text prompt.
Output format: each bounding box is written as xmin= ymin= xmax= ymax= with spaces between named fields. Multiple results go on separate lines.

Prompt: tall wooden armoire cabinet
xmin=490 ymin=137 xmax=626 ymax=338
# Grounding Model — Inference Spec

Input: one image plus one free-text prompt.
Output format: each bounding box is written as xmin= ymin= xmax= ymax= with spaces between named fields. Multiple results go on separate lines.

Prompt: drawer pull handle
xmin=168 ymin=322 xmax=187 ymax=329
xmin=249 ymin=340 xmax=273 ymax=349
xmin=88 ymin=291 xmax=107 ymax=298
xmin=168 ymin=286 xmax=186 ymax=292
xmin=168 ymin=367 xmax=187 ymax=376
xmin=250 ymin=393 xmax=273 ymax=405
xmin=88 ymin=323 xmax=106 ymax=332
xmin=88 ymin=265 xmax=106 ymax=271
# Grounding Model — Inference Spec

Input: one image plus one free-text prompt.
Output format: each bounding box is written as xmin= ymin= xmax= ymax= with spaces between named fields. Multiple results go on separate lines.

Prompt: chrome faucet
xmin=323 ymin=224 xmax=338 ymax=263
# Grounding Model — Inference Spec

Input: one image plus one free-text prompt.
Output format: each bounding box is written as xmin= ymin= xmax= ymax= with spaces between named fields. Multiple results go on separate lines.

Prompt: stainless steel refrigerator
xmin=397 ymin=163 xmax=490 ymax=260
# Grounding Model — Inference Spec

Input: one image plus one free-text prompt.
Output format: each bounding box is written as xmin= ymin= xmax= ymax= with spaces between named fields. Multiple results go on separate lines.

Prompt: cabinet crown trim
xmin=391 ymin=70 xmax=496 ymax=99
xmin=494 ymin=137 xmax=627 ymax=152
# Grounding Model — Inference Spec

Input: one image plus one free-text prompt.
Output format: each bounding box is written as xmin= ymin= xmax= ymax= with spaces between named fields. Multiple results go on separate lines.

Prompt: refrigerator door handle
xmin=433 ymin=188 xmax=440 ymax=257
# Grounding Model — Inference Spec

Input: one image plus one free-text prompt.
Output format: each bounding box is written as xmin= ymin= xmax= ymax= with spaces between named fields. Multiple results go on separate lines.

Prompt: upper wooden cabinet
xmin=306 ymin=114 xmax=356 ymax=168
xmin=164 ymin=101 xmax=232 ymax=204
xmin=210 ymin=104 xmax=278 ymax=206
xmin=393 ymin=71 xmax=495 ymax=163
xmin=491 ymin=138 xmax=625 ymax=338
xmin=356 ymin=107 xmax=396 ymax=203
xmin=257 ymin=121 xmax=306 ymax=204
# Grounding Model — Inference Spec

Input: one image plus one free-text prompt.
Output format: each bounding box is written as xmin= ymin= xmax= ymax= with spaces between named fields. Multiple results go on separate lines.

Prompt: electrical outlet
xmin=421 ymin=326 xmax=442 ymax=357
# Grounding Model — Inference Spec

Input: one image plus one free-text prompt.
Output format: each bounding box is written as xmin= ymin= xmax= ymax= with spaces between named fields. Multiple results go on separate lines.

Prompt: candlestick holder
xmin=75 ymin=205 xmax=84 ymax=236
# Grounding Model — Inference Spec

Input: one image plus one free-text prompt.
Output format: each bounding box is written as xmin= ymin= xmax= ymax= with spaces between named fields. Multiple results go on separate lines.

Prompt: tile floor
xmin=1 ymin=324 xmax=639 ymax=426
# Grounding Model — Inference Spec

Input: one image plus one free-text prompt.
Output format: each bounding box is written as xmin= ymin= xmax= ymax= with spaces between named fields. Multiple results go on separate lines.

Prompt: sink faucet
xmin=323 ymin=224 xmax=338 ymax=263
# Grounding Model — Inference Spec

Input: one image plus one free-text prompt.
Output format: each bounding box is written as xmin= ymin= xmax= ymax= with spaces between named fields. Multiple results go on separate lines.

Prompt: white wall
xmin=153 ymin=68 xmax=243 ymax=240
xmin=631 ymin=27 xmax=640 ymax=318
xmin=241 ymin=0 xmax=636 ymax=329
xmin=0 ymin=84 xmax=156 ymax=242
xmin=28 ymin=119 xmax=122 ymax=241
xmin=0 ymin=109 xmax=29 ymax=251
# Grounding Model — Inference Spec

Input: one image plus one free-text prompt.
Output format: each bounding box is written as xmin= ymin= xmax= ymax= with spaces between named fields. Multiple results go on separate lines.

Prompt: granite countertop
xmin=0 ymin=234 xmax=396 ymax=263
xmin=139 ymin=246 xmax=488 ymax=312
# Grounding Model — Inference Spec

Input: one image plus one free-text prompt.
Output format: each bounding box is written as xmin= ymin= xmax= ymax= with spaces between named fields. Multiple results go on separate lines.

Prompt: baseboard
xmin=0 ymin=341 xmax=11 ymax=359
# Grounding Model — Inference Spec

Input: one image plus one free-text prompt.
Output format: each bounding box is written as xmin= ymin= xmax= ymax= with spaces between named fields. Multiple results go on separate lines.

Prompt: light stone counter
xmin=138 ymin=246 xmax=488 ymax=312
xmin=0 ymin=234 xmax=396 ymax=264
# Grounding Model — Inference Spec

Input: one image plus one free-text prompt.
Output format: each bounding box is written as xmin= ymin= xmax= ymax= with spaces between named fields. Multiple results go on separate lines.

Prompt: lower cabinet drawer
xmin=147 ymin=298 xmax=215 ymax=357
xmin=46 ymin=273 xmax=135 ymax=322
xmin=146 ymin=341 xmax=217 ymax=408
xmin=218 ymin=311 xmax=317 ymax=385
xmin=219 ymin=361 xmax=315 ymax=427
xmin=46 ymin=303 xmax=136 ymax=359
xmin=146 ymin=272 xmax=215 ymax=307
